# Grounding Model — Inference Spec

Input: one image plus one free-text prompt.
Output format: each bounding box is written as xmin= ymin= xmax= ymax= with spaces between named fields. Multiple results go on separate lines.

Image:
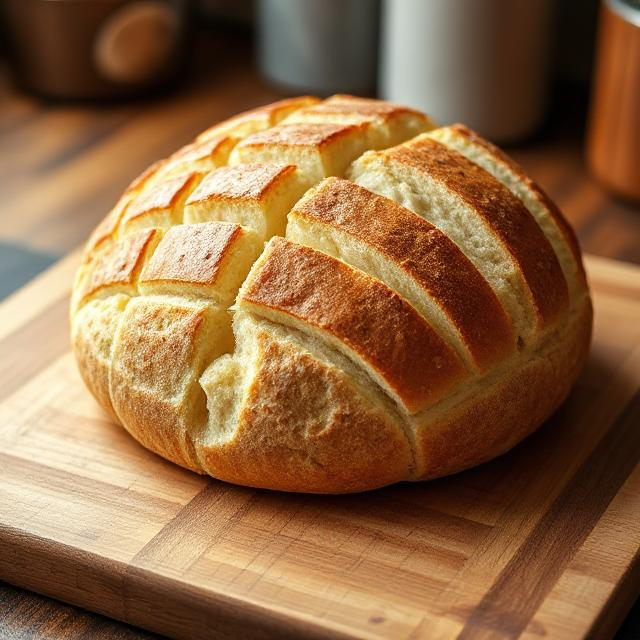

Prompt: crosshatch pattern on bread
xmin=71 ymin=95 xmax=592 ymax=493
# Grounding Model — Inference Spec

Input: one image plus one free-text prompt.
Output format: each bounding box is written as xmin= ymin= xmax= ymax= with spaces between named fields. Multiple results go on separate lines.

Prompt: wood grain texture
xmin=0 ymin=582 xmax=160 ymax=640
xmin=0 ymin=252 xmax=639 ymax=640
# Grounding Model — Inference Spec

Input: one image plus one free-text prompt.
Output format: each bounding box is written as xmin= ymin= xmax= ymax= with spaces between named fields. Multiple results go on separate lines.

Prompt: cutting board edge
xmin=0 ymin=521 xmax=360 ymax=640
xmin=1 ymin=252 xmax=639 ymax=640
xmin=590 ymin=549 xmax=640 ymax=640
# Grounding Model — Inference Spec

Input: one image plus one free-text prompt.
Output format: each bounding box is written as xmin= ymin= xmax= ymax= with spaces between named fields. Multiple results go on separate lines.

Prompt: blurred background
xmin=0 ymin=0 xmax=639 ymax=636
xmin=1 ymin=0 xmax=639 ymax=297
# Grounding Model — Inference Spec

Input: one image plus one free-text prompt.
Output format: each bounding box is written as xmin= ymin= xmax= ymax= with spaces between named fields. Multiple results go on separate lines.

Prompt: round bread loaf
xmin=71 ymin=95 xmax=592 ymax=493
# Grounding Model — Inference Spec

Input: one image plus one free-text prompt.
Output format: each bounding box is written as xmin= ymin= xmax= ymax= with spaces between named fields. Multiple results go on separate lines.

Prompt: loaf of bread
xmin=71 ymin=95 xmax=592 ymax=493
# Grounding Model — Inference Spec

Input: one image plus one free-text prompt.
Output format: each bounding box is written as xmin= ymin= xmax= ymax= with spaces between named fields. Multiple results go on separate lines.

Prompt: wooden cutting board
xmin=0 ymin=252 xmax=639 ymax=640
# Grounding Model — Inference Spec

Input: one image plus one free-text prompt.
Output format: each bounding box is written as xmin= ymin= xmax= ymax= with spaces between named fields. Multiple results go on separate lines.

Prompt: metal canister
xmin=257 ymin=0 xmax=378 ymax=95
xmin=587 ymin=0 xmax=640 ymax=202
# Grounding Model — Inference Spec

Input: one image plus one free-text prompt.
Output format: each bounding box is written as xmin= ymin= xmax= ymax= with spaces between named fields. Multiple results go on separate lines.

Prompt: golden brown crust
xmin=238 ymin=238 xmax=466 ymax=414
xmin=139 ymin=222 xmax=241 ymax=287
xmin=184 ymin=162 xmax=305 ymax=242
xmin=197 ymin=96 xmax=320 ymax=142
xmin=71 ymin=294 xmax=130 ymax=419
xmin=160 ymin=136 xmax=236 ymax=176
xmin=138 ymin=221 xmax=261 ymax=306
xmin=170 ymin=135 xmax=231 ymax=164
xmin=109 ymin=297 xmax=233 ymax=472
xmin=414 ymin=297 xmax=593 ymax=479
xmin=234 ymin=122 xmax=363 ymax=150
xmin=282 ymin=97 xmax=435 ymax=151
xmin=230 ymin=121 xmax=370 ymax=186
xmin=449 ymin=124 xmax=585 ymax=278
xmin=386 ymin=137 xmax=570 ymax=327
xmin=72 ymin=95 xmax=592 ymax=494
xmin=80 ymin=228 xmax=160 ymax=306
xmin=290 ymin=94 xmax=428 ymax=123
xmin=291 ymin=178 xmax=516 ymax=369
xmin=123 ymin=172 xmax=200 ymax=228
xmin=186 ymin=163 xmax=296 ymax=204
xmin=288 ymin=95 xmax=431 ymax=124
xmin=196 ymin=318 xmax=414 ymax=493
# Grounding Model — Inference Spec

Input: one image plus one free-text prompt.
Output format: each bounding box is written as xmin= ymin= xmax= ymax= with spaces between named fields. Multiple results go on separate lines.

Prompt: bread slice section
xmin=121 ymin=171 xmax=203 ymax=235
xmin=427 ymin=124 xmax=585 ymax=299
xmin=196 ymin=312 xmax=413 ymax=493
xmin=349 ymin=136 xmax=569 ymax=343
xmin=155 ymin=135 xmax=237 ymax=180
xmin=411 ymin=295 xmax=593 ymax=479
xmin=229 ymin=123 xmax=369 ymax=187
xmin=287 ymin=178 xmax=515 ymax=371
xmin=184 ymin=163 xmax=306 ymax=241
xmin=197 ymin=96 xmax=320 ymax=143
xmin=110 ymin=296 xmax=233 ymax=472
xmin=282 ymin=94 xmax=434 ymax=149
xmin=237 ymin=237 xmax=466 ymax=414
xmin=75 ymin=227 xmax=161 ymax=311
xmin=71 ymin=294 xmax=130 ymax=419
xmin=139 ymin=221 xmax=261 ymax=306
xmin=121 ymin=171 xmax=202 ymax=235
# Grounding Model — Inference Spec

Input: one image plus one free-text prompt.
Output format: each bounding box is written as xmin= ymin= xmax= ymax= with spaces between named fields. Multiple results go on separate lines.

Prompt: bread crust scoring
xmin=71 ymin=96 xmax=592 ymax=493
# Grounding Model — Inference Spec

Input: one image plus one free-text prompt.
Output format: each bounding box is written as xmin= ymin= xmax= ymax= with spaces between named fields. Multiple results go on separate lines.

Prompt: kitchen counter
xmin=1 ymin=28 xmax=638 ymax=640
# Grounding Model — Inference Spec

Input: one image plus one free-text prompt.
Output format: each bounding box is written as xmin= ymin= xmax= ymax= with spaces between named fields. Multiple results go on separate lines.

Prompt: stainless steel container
xmin=257 ymin=0 xmax=378 ymax=95
xmin=2 ymin=0 xmax=189 ymax=100
xmin=380 ymin=0 xmax=554 ymax=143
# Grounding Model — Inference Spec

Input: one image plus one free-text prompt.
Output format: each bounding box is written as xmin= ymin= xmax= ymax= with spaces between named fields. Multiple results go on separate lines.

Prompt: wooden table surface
xmin=1 ymin=28 xmax=639 ymax=640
